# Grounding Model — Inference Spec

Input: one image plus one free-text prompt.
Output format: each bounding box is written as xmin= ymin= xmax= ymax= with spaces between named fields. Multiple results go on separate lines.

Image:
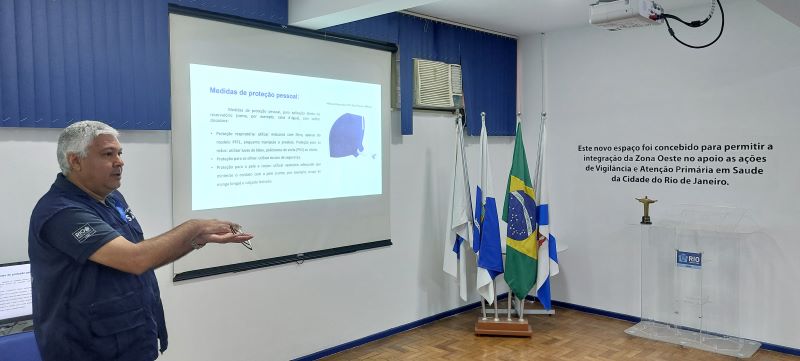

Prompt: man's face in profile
xmin=71 ymin=134 xmax=125 ymax=198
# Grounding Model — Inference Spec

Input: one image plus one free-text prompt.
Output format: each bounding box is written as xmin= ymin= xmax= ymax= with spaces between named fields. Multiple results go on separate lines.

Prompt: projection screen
xmin=169 ymin=11 xmax=393 ymax=280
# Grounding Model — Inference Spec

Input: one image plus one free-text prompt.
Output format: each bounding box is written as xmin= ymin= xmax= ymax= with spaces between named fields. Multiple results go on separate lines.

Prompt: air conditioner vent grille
xmin=450 ymin=64 xmax=462 ymax=95
xmin=413 ymin=59 xmax=462 ymax=110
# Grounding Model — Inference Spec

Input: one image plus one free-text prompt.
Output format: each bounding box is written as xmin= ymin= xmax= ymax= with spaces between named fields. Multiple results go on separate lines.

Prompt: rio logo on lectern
xmin=677 ymin=250 xmax=702 ymax=269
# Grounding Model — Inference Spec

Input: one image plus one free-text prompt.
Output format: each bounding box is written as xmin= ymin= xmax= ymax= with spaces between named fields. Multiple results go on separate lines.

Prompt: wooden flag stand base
xmin=474 ymin=317 xmax=532 ymax=337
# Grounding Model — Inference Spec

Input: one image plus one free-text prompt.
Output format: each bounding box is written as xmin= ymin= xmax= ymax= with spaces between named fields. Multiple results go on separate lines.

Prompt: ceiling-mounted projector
xmin=590 ymin=0 xmax=664 ymax=31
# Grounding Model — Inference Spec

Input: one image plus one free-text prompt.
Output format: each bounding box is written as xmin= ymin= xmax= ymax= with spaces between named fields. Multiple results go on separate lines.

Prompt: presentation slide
xmin=169 ymin=13 xmax=392 ymax=278
xmin=0 ymin=263 xmax=31 ymax=322
xmin=190 ymin=64 xmax=382 ymax=210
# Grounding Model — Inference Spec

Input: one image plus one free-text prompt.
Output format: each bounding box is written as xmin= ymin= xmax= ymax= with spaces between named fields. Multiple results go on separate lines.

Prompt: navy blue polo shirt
xmin=28 ymin=174 xmax=168 ymax=361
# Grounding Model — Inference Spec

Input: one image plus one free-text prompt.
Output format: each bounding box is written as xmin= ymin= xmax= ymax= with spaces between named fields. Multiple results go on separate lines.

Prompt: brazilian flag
xmin=502 ymin=122 xmax=538 ymax=300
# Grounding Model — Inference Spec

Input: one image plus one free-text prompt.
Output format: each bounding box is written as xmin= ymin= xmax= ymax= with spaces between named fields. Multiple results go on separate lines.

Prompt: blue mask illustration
xmin=329 ymin=113 xmax=365 ymax=158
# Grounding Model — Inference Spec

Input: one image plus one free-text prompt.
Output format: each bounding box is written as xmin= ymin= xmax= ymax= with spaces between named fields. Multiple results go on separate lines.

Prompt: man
xmin=28 ymin=121 xmax=253 ymax=361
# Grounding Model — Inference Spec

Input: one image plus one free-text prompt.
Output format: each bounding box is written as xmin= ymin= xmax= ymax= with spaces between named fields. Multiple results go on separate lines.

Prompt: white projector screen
xmin=169 ymin=12 xmax=393 ymax=280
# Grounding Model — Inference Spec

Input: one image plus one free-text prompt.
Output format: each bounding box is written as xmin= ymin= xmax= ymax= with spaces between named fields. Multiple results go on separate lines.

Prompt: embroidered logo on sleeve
xmin=72 ymin=224 xmax=97 ymax=244
xmin=124 ymin=208 xmax=135 ymax=222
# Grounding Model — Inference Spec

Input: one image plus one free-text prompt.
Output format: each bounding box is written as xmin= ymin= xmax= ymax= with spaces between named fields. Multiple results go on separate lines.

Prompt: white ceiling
xmin=410 ymin=0 xmax=719 ymax=36
xmin=409 ymin=0 xmax=598 ymax=36
xmin=288 ymin=0 xmax=797 ymax=38
xmin=289 ymin=0 xmax=720 ymax=36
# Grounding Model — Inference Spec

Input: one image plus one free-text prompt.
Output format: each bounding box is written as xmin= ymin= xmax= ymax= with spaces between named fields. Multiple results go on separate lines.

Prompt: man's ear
xmin=67 ymin=153 xmax=82 ymax=173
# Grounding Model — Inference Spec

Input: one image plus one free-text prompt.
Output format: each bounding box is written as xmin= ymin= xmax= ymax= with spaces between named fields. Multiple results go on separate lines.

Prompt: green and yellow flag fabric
xmin=502 ymin=122 xmax=539 ymax=300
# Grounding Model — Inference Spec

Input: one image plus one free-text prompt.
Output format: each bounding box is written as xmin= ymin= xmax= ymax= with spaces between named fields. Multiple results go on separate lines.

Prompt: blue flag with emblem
xmin=534 ymin=118 xmax=560 ymax=310
xmin=474 ymin=116 xmax=503 ymax=304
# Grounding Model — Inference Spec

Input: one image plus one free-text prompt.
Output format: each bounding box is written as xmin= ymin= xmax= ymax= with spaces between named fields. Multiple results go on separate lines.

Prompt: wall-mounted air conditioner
xmin=413 ymin=59 xmax=463 ymax=110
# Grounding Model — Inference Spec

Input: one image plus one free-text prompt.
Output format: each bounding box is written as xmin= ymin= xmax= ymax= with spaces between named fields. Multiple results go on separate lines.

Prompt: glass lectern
xmin=625 ymin=206 xmax=761 ymax=358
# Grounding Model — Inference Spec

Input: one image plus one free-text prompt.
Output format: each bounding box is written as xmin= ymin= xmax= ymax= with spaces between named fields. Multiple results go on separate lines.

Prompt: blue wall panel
xmin=0 ymin=0 xmax=287 ymax=130
xmin=323 ymin=13 xmax=398 ymax=44
xmin=0 ymin=0 xmax=513 ymax=134
xmin=169 ymin=0 xmax=287 ymax=25
xmin=326 ymin=13 xmax=517 ymax=136
xmin=0 ymin=0 xmax=19 ymax=125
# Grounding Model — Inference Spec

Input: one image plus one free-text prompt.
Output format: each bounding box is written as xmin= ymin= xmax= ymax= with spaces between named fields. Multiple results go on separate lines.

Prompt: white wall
xmin=519 ymin=0 xmax=800 ymax=349
xmin=7 ymin=0 xmax=797 ymax=356
xmin=0 ymin=110 xmax=516 ymax=359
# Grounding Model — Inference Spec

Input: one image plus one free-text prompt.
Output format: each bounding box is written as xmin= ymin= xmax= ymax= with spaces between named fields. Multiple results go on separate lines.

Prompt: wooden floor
xmin=322 ymin=305 xmax=798 ymax=360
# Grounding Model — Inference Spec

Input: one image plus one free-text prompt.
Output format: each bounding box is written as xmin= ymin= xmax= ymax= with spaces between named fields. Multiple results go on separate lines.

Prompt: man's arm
xmin=89 ymin=219 xmax=253 ymax=275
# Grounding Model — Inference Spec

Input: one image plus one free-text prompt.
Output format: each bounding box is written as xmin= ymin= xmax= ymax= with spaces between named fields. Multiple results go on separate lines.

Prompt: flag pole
xmin=534 ymin=32 xmax=548 ymax=206
xmin=493 ymin=284 xmax=499 ymax=321
xmin=533 ymin=115 xmax=546 ymax=202
xmin=533 ymin=32 xmax=548 ymax=313
xmin=523 ymin=32 xmax=558 ymax=317
xmin=508 ymin=115 xmax=522 ymax=323
xmin=507 ymin=291 xmax=513 ymax=321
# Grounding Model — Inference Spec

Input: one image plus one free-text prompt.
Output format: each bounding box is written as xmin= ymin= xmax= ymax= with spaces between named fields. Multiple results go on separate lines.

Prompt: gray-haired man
xmin=28 ymin=120 xmax=252 ymax=361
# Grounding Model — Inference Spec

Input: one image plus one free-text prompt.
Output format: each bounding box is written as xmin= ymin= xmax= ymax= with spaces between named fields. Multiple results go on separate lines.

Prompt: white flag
xmin=443 ymin=118 xmax=472 ymax=301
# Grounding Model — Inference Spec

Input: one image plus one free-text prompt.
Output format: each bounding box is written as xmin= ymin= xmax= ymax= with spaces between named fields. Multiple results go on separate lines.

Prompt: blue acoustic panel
xmin=326 ymin=13 xmax=517 ymax=136
xmin=0 ymin=0 xmax=171 ymax=129
xmin=461 ymin=30 xmax=517 ymax=136
xmin=324 ymin=13 xmax=399 ymax=45
xmin=168 ymin=0 xmax=287 ymax=25
xmin=0 ymin=0 xmax=288 ymax=130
